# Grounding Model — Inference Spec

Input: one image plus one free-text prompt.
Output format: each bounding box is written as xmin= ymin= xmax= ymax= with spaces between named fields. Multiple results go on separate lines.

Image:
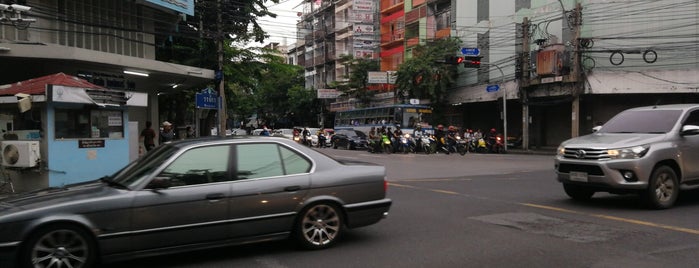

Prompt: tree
xmin=334 ymin=55 xmax=380 ymax=107
xmin=156 ymin=0 xmax=281 ymax=131
xmin=394 ymin=37 xmax=463 ymax=120
xmin=223 ymin=45 xmax=309 ymax=128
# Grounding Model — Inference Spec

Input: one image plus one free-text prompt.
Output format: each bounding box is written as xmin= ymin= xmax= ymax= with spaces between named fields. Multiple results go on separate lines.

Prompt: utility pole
xmin=570 ymin=2 xmax=582 ymax=138
xmin=217 ymin=0 xmax=227 ymax=137
xmin=521 ymin=17 xmax=530 ymax=151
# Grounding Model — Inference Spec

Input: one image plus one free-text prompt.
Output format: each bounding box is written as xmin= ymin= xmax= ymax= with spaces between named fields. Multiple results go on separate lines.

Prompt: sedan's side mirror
xmin=681 ymin=125 xmax=699 ymax=136
xmin=146 ymin=177 xmax=172 ymax=190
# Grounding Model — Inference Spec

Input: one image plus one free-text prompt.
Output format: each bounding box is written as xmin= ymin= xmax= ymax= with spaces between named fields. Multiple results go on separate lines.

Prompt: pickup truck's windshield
xmin=599 ymin=109 xmax=682 ymax=134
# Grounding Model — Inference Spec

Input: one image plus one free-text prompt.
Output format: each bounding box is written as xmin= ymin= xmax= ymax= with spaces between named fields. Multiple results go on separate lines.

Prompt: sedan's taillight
xmin=384 ymin=178 xmax=388 ymax=193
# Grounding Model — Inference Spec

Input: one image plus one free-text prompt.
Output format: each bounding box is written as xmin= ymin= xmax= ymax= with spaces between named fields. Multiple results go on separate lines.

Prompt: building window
xmin=55 ymin=107 xmax=124 ymax=139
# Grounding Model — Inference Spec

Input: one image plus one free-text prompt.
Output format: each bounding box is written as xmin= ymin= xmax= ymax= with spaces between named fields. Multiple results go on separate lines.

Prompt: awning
xmin=0 ymin=72 xmax=147 ymax=107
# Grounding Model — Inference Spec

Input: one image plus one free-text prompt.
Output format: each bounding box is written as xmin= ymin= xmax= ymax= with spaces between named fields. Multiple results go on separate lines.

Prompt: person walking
xmin=140 ymin=121 xmax=156 ymax=151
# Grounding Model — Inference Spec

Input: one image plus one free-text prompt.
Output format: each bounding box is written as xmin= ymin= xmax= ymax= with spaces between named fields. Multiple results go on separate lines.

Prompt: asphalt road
xmin=106 ymin=149 xmax=699 ymax=268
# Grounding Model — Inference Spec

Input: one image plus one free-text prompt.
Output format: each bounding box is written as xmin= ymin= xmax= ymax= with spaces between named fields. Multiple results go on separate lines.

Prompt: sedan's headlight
xmin=607 ymin=145 xmax=649 ymax=159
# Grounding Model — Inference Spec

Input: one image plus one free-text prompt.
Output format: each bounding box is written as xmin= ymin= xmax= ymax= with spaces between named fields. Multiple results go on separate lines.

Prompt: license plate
xmin=569 ymin=171 xmax=588 ymax=182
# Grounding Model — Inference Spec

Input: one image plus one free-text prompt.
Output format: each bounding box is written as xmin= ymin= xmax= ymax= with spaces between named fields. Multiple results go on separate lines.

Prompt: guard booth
xmin=0 ymin=73 xmax=147 ymax=192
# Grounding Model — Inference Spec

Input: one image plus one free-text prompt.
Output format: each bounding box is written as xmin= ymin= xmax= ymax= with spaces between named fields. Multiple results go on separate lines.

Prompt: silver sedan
xmin=0 ymin=136 xmax=391 ymax=268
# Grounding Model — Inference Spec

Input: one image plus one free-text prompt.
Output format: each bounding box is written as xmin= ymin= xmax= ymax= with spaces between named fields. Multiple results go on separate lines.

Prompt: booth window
xmin=55 ymin=108 xmax=124 ymax=139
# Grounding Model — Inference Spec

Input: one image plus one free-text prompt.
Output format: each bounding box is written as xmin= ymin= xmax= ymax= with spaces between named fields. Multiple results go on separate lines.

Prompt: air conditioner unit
xmin=1 ymin=140 xmax=39 ymax=167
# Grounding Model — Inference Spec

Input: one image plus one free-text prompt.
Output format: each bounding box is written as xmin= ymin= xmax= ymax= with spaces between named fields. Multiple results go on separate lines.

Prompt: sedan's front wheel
xmin=21 ymin=224 xmax=97 ymax=268
xmin=295 ymin=203 xmax=344 ymax=250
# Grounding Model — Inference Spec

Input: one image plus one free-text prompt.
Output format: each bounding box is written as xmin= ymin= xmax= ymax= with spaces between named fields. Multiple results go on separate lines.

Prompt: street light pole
xmin=484 ymin=62 xmax=507 ymax=151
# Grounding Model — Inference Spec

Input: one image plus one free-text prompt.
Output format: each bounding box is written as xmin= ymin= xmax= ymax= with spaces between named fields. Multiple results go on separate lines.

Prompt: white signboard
xmin=354 ymin=49 xmax=374 ymax=59
xmin=354 ymin=24 xmax=374 ymax=35
xmin=353 ymin=0 xmax=373 ymax=11
xmin=350 ymin=11 xmax=374 ymax=23
xmin=354 ymin=40 xmax=377 ymax=48
xmin=317 ymin=88 xmax=342 ymax=99
xmin=368 ymin=71 xmax=388 ymax=84
xmin=387 ymin=71 xmax=397 ymax=84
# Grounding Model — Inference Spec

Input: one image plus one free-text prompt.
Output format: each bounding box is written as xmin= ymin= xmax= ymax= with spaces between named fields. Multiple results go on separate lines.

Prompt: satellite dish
xmin=3 ymin=144 xmax=19 ymax=165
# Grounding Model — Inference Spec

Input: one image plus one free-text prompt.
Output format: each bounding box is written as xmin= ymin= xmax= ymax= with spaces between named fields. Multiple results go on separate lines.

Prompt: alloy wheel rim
xmin=655 ymin=173 xmax=675 ymax=202
xmin=32 ymin=229 xmax=89 ymax=268
xmin=302 ymin=205 xmax=340 ymax=246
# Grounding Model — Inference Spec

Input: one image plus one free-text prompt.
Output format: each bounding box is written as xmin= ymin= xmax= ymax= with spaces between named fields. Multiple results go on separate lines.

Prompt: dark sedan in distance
xmin=0 ymin=136 xmax=391 ymax=268
xmin=332 ymin=129 xmax=369 ymax=150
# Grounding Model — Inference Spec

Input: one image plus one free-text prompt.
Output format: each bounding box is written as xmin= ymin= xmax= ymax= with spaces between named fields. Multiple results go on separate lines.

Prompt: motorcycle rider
xmin=368 ymin=126 xmax=379 ymax=153
xmin=301 ymin=127 xmax=311 ymax=146
xmin=434 ymin=124 xmax=448 ymax=154
xmin=446 ymin=125 xmax=458 ymax=152
xmin=317 ymin=129 xmax=327 ymax=148
xmin=392 ymin=125 xmax=403 ymax=152
xmin=485 ymin=128 xmax=498 ymax=152
xmin=412 ymin=124 xmax=424 ymax=151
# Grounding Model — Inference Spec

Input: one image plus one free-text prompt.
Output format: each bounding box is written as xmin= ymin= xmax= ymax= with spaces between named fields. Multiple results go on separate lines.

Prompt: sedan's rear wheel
xmin=563 ymin=183 xmax=595 ymax=201
xmin=643 ymin=165 xmax=678 ymax=209
xmin=21 ymin=224 xmax=97 ymax=268
xmin=295 ymin=203 xmax=344 ymax=250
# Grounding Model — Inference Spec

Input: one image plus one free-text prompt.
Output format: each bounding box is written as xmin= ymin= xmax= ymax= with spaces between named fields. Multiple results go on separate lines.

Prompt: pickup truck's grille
xmin=557 ymin=163 xmax=604 ymax=176
xmin=562 ymin=148 xmax=610 ymax=160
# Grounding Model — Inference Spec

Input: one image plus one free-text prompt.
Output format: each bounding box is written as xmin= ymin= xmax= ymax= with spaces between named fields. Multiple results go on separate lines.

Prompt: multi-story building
xmin=449 ymin=0 xmax=699 ymax=149
xmin=294 ymin=0 xmax=380 ymax=101
xmin=0 ymin=0 xmax=213 ymax=191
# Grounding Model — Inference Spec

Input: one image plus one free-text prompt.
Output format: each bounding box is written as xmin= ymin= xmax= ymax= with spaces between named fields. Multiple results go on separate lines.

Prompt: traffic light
xmin=463 ymin=56 xmax=482 ymax=68
xmin=445 ymin=56 xmax=464 ymax=65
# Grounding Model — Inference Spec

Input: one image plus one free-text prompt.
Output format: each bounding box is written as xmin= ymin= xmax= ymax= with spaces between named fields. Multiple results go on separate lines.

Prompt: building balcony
xmin=380 ymin=32 xmax=404 ymax=47
xmin=380 ymin=0 xmax=404 ymax=14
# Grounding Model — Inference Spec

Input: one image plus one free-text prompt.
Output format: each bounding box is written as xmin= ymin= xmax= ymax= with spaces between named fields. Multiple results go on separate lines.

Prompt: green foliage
xmin=334 ymin=55 xmax=379 ymax=107
xmin=394 ymin=37 xmax=463 ymax=119
xmin=223 ymin=45 xmax=310 ymax=128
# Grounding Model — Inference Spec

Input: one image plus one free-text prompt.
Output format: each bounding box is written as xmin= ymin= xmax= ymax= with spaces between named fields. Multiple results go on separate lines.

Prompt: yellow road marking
xmin=392 ymin=182 xmax=699 ymax=235
xmin=521 ymin=203 xmax=699 ymax=235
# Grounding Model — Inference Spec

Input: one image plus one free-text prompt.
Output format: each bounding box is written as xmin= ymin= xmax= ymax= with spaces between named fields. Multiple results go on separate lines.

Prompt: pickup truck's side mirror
xmin=592 ymin=126 xmax=602 ymax=133
xmin=681 ymin=125 xmax=699 ymax=136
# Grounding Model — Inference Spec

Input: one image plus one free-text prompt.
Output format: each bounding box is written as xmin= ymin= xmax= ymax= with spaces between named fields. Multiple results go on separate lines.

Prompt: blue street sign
xmin=196 ymin=92 xmax=219 ymax=109
xmin=461 ymin=47 xmax=480 ymax=56
xmin=486 ymin=85 xmax=500 ymax=92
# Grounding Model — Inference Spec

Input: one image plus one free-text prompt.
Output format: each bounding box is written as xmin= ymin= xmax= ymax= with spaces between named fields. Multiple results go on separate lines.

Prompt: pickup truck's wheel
xmin=563 ymin=183 xmax=594 ymax=201
xmin=294 ymin=203 xmax=344 ymax=249
xmin=644 ymin=166 xmax=678 ymax=209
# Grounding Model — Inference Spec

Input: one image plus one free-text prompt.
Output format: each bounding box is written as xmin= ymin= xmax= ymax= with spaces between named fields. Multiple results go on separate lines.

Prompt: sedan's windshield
xmin=110 ymin=144 xmax=179 ymax=187
xmin=599 ymin=109 xmax=682 ymax=134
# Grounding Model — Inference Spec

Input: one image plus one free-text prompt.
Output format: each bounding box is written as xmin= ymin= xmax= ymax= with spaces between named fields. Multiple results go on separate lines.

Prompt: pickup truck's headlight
xmin=557 ymin=145 xmax=565 ymax=156
xmin=607 ymin=145 xmax=649 ymax=159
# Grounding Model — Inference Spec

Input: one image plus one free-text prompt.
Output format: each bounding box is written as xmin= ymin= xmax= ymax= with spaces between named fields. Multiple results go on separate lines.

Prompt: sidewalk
xmin=506 ymin=146 xmax=557 ymax=156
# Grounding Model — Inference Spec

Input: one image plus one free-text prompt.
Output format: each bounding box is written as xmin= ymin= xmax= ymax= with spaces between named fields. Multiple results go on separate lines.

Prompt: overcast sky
xmin=256 ymin=0 xmax=304 ymax=47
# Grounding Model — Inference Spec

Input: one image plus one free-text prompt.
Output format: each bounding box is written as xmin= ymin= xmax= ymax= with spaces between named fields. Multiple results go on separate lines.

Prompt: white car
xmin=273 ymin=128 xmax=295 ymax=139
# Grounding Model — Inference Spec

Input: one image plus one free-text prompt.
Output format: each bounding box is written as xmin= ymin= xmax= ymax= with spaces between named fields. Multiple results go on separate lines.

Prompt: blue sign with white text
xmin=196 ymin=91 xmax=219 ymax=109
xmin=461 ymin=47 xmax=480 ymax=56
xmin=486 ymin=85 xmax=500 ymax=92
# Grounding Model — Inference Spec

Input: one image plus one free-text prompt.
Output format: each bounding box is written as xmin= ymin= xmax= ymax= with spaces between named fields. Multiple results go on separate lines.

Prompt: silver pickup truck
xmin=555 ymin=104 xmax=699 ymax=209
